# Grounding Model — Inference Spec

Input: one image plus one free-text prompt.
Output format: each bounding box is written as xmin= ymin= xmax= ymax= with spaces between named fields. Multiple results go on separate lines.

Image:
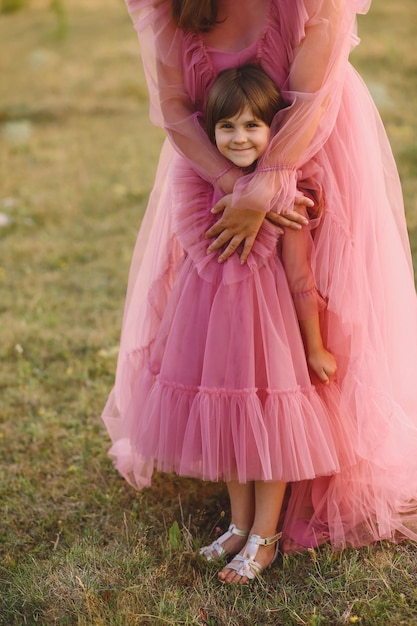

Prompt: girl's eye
xmin=220 ymin=123 xmax=233 ymax=129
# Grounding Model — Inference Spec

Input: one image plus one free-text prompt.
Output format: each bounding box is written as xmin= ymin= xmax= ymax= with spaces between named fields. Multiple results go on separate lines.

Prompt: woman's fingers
xmin=211 ymin=201 xmax=226 ymax=215
xmin=266 ymin=212 xmax=301 ymax=230
xmin=207 ymin=228 xmax=237 ymax=254
xmin=205 ymin=195 xmax=232 ymax=239
xmin=205 ymin=206 xmax=264 ymax=263
xmin=205 ymin=205 xmax=265 ymax=264
xmin=205 ymin=220 xmax=227 ymax=240
xmin=239 ymin=235 xmax=256 ymax=265
xmin=265 ymin=209 xmax=308 ymax=231
xmin=265 ymin=194 xmax=313 ymax=230
xmin=294 ymin=194 xmax=314 ymax=209
xmin=217 ymin=236 xmax=244 ymax=263
xmin=211 ymin=193 xmax=232 ymax=214
xmin=264 ymin=211 xmax=284 ymax=234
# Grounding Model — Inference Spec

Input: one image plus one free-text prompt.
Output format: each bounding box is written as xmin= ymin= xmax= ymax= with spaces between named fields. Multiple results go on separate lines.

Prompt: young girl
xmin=107 ymin=63 xmax=350 ymax=583
xmin=194 ymin=64 xmax=340 ymax=582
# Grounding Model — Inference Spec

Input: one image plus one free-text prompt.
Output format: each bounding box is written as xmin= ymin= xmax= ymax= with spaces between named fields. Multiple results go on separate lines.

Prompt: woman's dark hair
xmin=171 ymin=0 xmax=218 ymax=32
xmin=205 ymin=65 xmax=285 ymax=144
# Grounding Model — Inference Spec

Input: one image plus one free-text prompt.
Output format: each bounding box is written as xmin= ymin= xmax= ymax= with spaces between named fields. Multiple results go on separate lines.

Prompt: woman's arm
xmin=125 ymin=0 xmax=241 ymax=194
xmin=231 ymin=0 xmax=355 ymax=214
xmin=206 ymin=0 xmax=363 ymax=261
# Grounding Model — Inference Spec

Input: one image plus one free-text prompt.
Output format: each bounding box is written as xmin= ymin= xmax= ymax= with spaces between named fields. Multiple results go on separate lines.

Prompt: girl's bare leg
xmin=219 ymin=480 xmax=286 ymax=584
xmin=209 ymin=481 xmax=255 ymax=559
xmin=228 ymin=480 xmax=255 ymax=531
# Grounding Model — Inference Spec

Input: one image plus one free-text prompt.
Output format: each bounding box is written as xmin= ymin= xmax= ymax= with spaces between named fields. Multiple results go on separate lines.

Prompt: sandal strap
xmin=229 ymin=523 xmax=251 ymax=538
xmin=199 ymin=524 xmax=249 ymax=561
xmin=225 ymin=532 xmax=282 ymax=581
xmin=248 ymin=531 xmax=282 ymax=547
xmin=226 ymin=554 xmax=262 ymax=580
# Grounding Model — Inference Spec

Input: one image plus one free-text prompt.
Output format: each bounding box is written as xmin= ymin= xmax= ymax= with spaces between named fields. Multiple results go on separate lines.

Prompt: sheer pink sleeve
xmin=232 ymin=0 xmax=369 ymax=214
xmin=125 ymin=0 xmax=240 ymax=193
xmin=281 ymin=205 xmax=326 ymax=320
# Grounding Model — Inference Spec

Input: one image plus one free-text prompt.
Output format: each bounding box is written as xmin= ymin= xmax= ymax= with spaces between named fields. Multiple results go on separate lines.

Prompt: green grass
xmin=1 ymin=1 xmax=417 ymax=624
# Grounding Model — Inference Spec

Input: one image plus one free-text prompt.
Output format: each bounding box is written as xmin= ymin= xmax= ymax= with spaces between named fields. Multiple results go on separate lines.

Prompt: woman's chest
xmin=202 ymin=0 xmax=270 ymax=52
xmin=182 ymin=27 xmax=291 ymax=112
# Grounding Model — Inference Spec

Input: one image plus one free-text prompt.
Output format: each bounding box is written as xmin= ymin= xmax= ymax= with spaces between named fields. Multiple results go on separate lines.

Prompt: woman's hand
xmin=205 ymin=195 xmax=265 ymax=264
xmin=205 ymin=193 xmax=314 ymax=264
xmin=265 ymin=195 xmax=312 ymax=230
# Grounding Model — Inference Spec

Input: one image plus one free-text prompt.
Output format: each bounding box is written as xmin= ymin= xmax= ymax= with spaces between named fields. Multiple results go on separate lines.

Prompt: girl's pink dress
xmin=103 ymin=0 xmax=417 ymax=550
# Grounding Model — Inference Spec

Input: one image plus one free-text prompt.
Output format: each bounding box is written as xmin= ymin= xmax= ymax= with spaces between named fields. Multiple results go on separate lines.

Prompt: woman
xmin=103 ymin=0 xmax=417 ymax=583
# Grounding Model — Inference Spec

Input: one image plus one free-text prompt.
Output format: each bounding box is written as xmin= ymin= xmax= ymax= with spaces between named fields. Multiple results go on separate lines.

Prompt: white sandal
xmin=199 ymin=524 xmax=249 ymax=561
xmin=223 ymin=531 xmax=282 ymax=581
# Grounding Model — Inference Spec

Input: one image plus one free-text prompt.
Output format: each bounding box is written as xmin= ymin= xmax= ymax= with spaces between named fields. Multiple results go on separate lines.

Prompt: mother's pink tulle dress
xmin=103 ymin=0 xmax=417 ymax=550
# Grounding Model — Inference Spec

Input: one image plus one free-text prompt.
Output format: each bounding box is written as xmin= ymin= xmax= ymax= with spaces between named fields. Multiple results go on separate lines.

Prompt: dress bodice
xmin=181 ymin=0 xmax=301 ymax=112
xmin=204 ymin=41 xmax=259 ymax=73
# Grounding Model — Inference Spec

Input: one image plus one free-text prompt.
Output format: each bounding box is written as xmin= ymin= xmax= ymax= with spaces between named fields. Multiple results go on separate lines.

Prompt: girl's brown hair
xmin=171 ymin=0 xmax=218 ymax=32
xmin=205 ymin=65 xmax=285 ymax=144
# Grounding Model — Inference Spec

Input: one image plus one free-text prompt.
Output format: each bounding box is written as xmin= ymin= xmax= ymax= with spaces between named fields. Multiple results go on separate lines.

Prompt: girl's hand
xmin=205 ymin=195 xmax=265 ymax=264
xmin=308 ymin=348 xmax=337 ymax=384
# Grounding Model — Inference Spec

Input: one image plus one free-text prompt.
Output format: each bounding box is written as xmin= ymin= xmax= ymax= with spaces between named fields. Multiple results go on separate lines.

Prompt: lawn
xmin=1 ymin=1 xmax=417 ymax=624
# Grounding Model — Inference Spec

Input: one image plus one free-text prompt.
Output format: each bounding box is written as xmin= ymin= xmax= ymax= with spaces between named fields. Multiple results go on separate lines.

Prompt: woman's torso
xmin=202 ymin=0 xmax=271 ymax=52
xmin=181 ymin=0 xmax=299 ymax=111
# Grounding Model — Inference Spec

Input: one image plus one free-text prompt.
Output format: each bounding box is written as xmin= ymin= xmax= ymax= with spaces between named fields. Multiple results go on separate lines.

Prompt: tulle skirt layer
xmin=108 ymin=238 xmax=358 ymax=486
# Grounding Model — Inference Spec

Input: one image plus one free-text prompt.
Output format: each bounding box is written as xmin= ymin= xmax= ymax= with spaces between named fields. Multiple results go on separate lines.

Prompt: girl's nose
xmin=233 ymin=128 xmax=247 ymax=143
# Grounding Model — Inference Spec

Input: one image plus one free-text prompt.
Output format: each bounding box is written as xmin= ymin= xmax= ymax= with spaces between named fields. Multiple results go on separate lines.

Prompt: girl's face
xmin=214 ymin=106 xmax=270 ymax=168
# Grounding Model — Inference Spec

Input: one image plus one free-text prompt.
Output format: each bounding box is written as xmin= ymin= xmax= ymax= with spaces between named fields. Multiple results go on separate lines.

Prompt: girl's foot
xmin=199 ymin=524 xmax=249 ymax=561
xmin=218 ymin=532 xmax=281 ymax=584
